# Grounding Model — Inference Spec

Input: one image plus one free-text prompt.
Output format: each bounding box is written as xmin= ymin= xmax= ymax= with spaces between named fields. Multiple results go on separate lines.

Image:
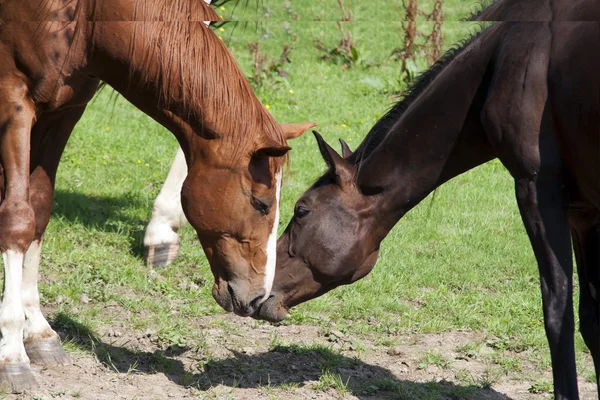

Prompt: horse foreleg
xmin=23 ymin=106 xmax=87 ymax=366
xmin=21 ymin=235 xmax=69 ymax=366
xmin=21 ymin=232 xmax=67 ymax=366
xmin=144 ymin=146 xmax=188 ymax=267
xmin=0 ymin=77 xmax=37 ymax=392
xmin=571 ymin=213 xmax=600 ymax=394
xmin=22 ymin=237 xmax=68 ymax=366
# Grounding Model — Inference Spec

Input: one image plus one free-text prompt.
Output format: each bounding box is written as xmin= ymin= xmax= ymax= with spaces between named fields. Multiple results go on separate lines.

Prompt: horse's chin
xmin=253 ymin=295 xmax=288 ymax=322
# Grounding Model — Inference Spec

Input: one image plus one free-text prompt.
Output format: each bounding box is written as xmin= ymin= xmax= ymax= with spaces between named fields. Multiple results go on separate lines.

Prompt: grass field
xmin=7 ymin=1 xmax=596 ymax=399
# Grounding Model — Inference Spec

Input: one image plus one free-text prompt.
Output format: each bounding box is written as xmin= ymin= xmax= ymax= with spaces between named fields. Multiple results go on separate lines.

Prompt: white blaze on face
xmin=261 ymin=169 xmax=282 ymax=302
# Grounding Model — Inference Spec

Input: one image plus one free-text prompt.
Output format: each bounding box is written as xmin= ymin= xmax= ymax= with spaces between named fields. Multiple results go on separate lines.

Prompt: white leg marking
xmin=262 ymin=169 xmax=282 ymax=302
xmin=144 ymin=147 xmax=189 ymax=247
xmin=0 ymin=251 xmax=28 ymax=363
xmin=22 ymin=239 xmax=55 ymax=342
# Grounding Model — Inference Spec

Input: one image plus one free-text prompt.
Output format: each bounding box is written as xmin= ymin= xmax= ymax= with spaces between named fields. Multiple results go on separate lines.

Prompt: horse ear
xmin=280 ymin=122 xmax=317 ymax=141
xmin=253 ymin=137 xmax=291 ymax=158
xmin=339 ymin=138 xmax=353 ymax=158
xmin=313 ymin=131 xmax=353 ymax=182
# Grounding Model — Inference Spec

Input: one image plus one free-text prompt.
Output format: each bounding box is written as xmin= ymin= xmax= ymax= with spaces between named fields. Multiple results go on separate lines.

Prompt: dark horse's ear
xmin=313 ymin=131 xmax=354 ymax=183
xmin=339 ymin=138 xmax=353 ymax=158
xmin=253 ymin=137 xmax=291 ymax=158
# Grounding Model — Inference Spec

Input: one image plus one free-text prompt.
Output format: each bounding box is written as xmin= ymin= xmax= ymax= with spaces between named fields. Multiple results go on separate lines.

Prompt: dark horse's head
xmin=254 ymin=132 xmax=384 ymax=322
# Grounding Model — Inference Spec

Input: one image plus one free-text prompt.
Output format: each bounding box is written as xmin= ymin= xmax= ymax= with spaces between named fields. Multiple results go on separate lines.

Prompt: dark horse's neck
xmin=357 ymin=25 xmax=501 ymax=239
xmin=82 ymin=0 xmax=279 ymax=162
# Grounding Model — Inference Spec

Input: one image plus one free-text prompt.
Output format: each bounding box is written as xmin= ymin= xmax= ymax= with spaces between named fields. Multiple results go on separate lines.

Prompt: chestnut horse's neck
xmin=356 ymin=25 xmax=502 ymax=237
xmin=81 ymin=0 xmax=281 ymax=162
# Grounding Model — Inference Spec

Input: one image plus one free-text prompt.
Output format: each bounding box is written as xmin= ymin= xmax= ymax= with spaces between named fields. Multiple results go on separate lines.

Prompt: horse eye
xmin=251 ymin=196 xmax=270 ymax=216
xmin=294 ymin=205 xmax=311 ymax=219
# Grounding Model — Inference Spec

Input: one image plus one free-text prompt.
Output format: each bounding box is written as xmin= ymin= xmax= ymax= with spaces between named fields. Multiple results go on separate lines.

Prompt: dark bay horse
xmin=0 ymin=0 xmax=314 ymax=391
xmin=255 ymin=3 xmax=600 ymax=399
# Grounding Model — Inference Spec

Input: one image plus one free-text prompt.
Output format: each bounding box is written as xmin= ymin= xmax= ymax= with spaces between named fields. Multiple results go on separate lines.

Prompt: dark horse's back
xmin=547 ymin=22 xmax=600 ymax=210
xmin=478 ymin=0 xmax=600 ymax=21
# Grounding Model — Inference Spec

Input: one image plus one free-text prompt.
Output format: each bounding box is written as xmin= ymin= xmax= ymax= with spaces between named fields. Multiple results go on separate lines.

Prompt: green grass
xmin=418 ymin=351 xmax=452 ymax=370
xmin=9 ymin=1 xmax=594 ymax=397
xmin=313 ymin=371 xmax=351 ymax=395
xmin=219 ymin=0 xmax=483 ymax=22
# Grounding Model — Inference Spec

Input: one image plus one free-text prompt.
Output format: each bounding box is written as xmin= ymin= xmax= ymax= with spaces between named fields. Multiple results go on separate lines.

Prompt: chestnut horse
xmin=256 ymin=2 xmax=600 ymax=399
xmin=0 ymin=0 xmax=314 ymax=391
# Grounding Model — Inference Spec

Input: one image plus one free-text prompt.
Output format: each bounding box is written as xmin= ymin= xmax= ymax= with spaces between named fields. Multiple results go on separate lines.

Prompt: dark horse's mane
xmin=350 ymin=2 xmax=494 ymax=165
xmin=463 ymin=0 xmax=497 ymax=21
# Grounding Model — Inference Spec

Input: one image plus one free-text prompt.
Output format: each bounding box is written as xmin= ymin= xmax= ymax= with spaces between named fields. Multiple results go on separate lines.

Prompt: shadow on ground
xmin=52 ymin=313 xmax=514 ymax=400
xmin=52 ymin=190 xmax=148 ymax=258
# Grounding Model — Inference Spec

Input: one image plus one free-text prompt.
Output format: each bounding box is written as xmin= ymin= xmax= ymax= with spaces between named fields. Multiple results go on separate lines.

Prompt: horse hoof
xmin=145 ymin=243 xmax=180 ymax=267
xmin=0 ymin=362 xmax=37 ymax=393
xmin=25 ymin=337 xmax=70 ymax=366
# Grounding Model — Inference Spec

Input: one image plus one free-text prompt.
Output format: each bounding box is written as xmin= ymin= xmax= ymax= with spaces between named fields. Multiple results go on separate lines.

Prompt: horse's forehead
xmin=308 ymin=181 xmax=363 ymax=212
xmin=302 ymin=183 xmax=339 ymax=207
xmin=189 ymin=153 xmax=282 ymax=191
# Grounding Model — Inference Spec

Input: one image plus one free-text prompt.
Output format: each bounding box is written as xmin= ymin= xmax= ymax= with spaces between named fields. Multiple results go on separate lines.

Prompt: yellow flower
xmin=288 ymin=89 xmax=294 ymax=94
xmin=145 ymin=163 xmax=150 ymax=167
xmin=265 ymin=104 xmax=271 ymax=109
xmin=219 ymin=27 xmax=225 ymax=32
xmin=105 ymin=127 xmax=110 ymax=131
xmin=219 ymin=36 xmax=223 ymax=40
xmin=137 ymin=160 xmax=142 ymax=164
xmin=340 ymin=123 xmax=347 ymax=128
xmin=220 ymin=6 xmax=225 ymax=11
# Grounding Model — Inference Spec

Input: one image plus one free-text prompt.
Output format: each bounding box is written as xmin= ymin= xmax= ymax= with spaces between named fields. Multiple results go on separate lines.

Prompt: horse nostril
xmin=249 ymin=292 xmax=265 ymax=311
xmin=227 ymin=283 xmax=265 ymax=316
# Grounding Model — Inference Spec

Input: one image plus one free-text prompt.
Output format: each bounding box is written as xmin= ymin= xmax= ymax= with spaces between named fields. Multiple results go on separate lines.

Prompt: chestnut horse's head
xmin=254 ymin=131 xmax=382 ymax=322
xmin=108 ymin=4 xmax=315 ymax=316
xmin=182 ymin=122 xmax=315 ymax=317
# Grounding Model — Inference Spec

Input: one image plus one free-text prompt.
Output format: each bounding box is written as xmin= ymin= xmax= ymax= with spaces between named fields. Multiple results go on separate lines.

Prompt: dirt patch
xmin=6 ymin=313 xmax=597 ymax=400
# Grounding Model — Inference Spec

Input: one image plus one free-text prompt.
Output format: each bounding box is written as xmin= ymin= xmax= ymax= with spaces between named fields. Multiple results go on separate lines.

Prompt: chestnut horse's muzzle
xmin=212 ymin=279 xmax=266 ymax=317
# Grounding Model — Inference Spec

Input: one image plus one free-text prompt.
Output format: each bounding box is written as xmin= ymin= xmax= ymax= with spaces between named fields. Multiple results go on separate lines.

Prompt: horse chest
xmin=33 ymin=73 xmax=97 ymax=112
xmin=28 ymin=22 xmax=96 ymax=111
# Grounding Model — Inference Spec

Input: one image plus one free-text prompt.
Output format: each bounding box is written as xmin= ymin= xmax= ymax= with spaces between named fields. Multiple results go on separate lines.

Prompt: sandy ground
xmin=5 ymin=313 xmax=597 ymax=400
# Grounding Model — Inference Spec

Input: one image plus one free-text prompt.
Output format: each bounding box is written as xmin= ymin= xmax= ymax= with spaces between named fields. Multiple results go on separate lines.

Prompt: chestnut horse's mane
xmin=73 ymin=0 xmax=282 ymax=159
xmin=128 ymin=0 xmax=283 ymax=156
